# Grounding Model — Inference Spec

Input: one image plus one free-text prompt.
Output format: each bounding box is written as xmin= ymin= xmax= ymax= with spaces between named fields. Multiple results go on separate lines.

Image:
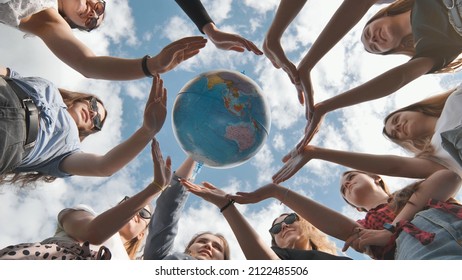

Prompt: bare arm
xmin=19 ymin=9 xmax=206 ymax=80
xmin=229 ymin=183 xmax=360 ymax=241
xmin=320 ymin=57 xmax=435 ymax=114
xmin=181 ymin=181 xmax=280 ymax=260
xmin=298 ymin=0 xmax=380 ymax=71
xmin=392 ymin=170 xmax=461 ymax=225
xmin=60 ymin=75 xmax=167 ymax=176
xmin=61 ymin=139 xmax=172 ymax=245
xmin=273 ymin=145 xmax=447 ymax=184
xmin=298 ymin=57 xmax=435 ymax=148
xmin=346 ymin=170 xmax=461 ymax=250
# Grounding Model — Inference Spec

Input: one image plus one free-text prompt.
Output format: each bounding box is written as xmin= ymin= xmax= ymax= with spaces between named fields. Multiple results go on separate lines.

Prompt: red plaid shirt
xmin=357 ymin=199 xmax=462 ymax=259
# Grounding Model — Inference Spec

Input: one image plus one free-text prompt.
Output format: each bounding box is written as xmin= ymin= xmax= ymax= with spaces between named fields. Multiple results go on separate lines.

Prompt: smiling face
xmin=271 ymin=214 xmax=307 ymax=249
xmin=361 ymin=15 xmax=403 ymax=54
xmin=60 ymin=0 xmax=106 ymax=31
xmin=186 ymin=233 xmax=226 ymax=260
xmin=67 ymin=98 xmax=106 ymax=132
xmin=384 ymin=110 xmax=434 ymax=141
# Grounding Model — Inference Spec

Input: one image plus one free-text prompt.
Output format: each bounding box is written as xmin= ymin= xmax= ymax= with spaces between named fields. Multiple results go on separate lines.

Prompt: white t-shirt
xmin=0 ymin=0 xmax=57 ymax=27
xmin=52 ymin=204 xmax=130 ymax=260
xmin=430 ymin=86 xmax=462 ymax=176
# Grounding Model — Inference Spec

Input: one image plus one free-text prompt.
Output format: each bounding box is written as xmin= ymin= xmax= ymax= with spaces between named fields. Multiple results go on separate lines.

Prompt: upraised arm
xmin=181 ymin=180 xmax=280 ymax=260
xmin=61 ymin=139 xmax=171 ymax=245
xmin=263 ymin=0 xmax=307 ymax=102
xmin=60 ymin=75 xmax=167 ymax=176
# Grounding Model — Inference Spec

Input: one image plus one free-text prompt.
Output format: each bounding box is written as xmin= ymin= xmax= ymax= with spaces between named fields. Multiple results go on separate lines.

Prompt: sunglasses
xmin=119 ymin=196 xmax=152 ymax=220
xmin=269 ymin=213 xmax=299 ymax=235
xmin=84 ymin=0 xmax=106 ymax=31
xmin=86 ymin=97 xmax=103 ymax=131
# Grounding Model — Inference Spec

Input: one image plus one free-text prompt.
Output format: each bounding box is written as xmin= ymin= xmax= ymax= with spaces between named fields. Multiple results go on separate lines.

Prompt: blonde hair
xmin=365 ymin=0 xmax=462 ymax=73
xmin=270 ymin=213 xmax=339 ymax=255
xmin=382 ymin=89 xmax=454 ymax=156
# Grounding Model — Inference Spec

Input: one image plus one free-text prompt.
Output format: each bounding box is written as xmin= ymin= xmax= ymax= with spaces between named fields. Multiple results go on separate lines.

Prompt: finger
xmin=228 ymin=46 xmax=246 ymax=52
xmin=202 ymin=181 xmax=217 ymax=190
xmin=296 ymin=85 xmax=305 ymax=105
xmin=244 ymin=41 xmax=263 ymax=55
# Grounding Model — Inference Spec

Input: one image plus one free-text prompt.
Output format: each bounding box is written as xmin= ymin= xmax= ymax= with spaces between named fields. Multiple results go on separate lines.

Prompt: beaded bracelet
xmin=141 ymin=55 xmax=154 ymax=77
xmin=220 ymin=199 xmax=235 ymax=213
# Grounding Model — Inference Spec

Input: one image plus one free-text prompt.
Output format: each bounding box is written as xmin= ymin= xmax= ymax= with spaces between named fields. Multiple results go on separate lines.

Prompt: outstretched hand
xmin=262 ymin=37 xmax=303 ymax=105
xmin=227 ymin=183 xmax=279 ymax=205
xmin=272 ymin=147 xmax=313 ymax=184
xmin=151 ymin=138 xmax=172 ymax=189
xmin=143 ymin=75 xmax=167 ymax=136
xmin=148 ymin=36 xmax=207 ymax=74
xmin=180 ymin=180 xmax=229 ymax=208
xmin=204 ymin=23 xmax=263 ymax=55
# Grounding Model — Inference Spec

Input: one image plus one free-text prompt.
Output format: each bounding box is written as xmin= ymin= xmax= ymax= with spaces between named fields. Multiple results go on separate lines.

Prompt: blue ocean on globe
xmin=172 ymin=69 xmax=271 ymax=168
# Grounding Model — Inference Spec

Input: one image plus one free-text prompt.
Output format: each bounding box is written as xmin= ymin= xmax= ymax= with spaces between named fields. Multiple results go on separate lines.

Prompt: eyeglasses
xmin=269 ymin=213 xmax=298 ymax=235
xmin=119 ymin=196 xmax=152 ymax=220
xmin=84 ymin=0 xmax=106 ymax=31
xmin=86 ymin=97 xmax=103 ymax=131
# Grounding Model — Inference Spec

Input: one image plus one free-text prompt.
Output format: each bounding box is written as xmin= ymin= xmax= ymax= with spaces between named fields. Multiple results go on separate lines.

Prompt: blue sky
xmin=1 ymin=0 xmax=462 ymax=261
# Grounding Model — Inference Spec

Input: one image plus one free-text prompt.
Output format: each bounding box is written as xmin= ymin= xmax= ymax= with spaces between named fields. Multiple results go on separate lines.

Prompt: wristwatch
xmin=383 ymin=223 xmax=396 ymax=233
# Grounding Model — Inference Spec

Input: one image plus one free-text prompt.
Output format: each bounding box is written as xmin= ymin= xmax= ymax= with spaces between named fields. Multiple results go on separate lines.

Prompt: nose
xmin=202 ymin=241 xmax=212 ymax=250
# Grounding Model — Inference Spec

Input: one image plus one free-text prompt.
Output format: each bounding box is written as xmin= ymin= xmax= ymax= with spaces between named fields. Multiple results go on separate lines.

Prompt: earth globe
xmin=172 ymin=69 xmax=271 ymax=169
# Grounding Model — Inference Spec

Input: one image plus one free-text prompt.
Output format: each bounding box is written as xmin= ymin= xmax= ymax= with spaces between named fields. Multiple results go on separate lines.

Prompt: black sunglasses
xmin=84 ymin=0 xmax=106 ymax=31
xmin=87 ymin=97 xmax=103 ymax=131
xmin=119 ymin=196 xmax=152 ymax=220
xmin=269 ymin=213 xmax=299 ymax=235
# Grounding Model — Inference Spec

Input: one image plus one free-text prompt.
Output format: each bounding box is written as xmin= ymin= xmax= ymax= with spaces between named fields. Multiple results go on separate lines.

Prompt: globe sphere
xmin=172 ymin=69 xmax=271 ymax=168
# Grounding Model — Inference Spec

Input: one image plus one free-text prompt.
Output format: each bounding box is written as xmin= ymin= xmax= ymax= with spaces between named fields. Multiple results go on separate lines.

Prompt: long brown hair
xmin=0 ymin=89 xmax=107 ymax=188
xmin=365 ymin=0 xmax=462 ymax=73
xmin=184 ymin=231 xmax=231 ymax=260
xmin=364 ymin=0 xmax=415 ymax=56
xmin=382 ymin=89 xmax=454 ymax=156
xmin=341 ymin=170 xmax=420 ymax=214
xmin=270 ymin=213 xmax=339 ymax=255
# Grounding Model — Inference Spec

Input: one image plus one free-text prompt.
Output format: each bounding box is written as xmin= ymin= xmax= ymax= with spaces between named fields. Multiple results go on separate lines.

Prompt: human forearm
xmin=266 ymin=0 xmax=307 ymax=40
xmin=298 ymin=0 xmax=377 ymax=70
xmin=273 ymin=185 xmax=358 ymax=241
xmin=221 ymin=204 xmax=280 ymax=260
xmin=96 ymin=126 xmax=154 ymax=175
xmin=321 ymin=58 xmax=434 ymax=114
xmin=391 ymin=170 xmax=461 ymax=226
xmin=81 ymin=184 xmax=160 ymax=244
xmin=310 ymin=146 xmax=446 ymax=178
